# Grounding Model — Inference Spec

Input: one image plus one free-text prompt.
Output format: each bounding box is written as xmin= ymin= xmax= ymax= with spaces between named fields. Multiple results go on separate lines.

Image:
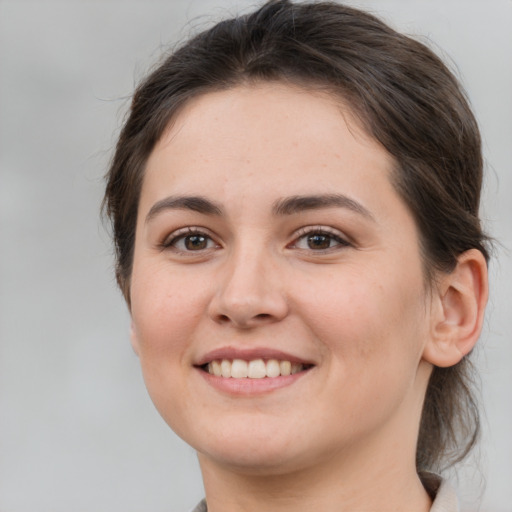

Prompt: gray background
xmin=0 ymin=0 xmax=510 ymax=511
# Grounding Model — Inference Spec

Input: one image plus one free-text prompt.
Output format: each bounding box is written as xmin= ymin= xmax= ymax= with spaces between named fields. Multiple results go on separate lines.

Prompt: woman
xmin=104 ymin=1 xmax=489 ymax=510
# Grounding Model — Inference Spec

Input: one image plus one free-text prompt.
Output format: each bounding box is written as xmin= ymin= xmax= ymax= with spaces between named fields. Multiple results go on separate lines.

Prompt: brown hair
xmin=104 ymin=0 xmax=489 ymax=473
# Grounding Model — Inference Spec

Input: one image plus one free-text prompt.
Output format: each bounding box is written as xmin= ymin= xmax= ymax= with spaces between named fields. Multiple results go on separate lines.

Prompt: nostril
xmin=255 ymin=313 xmax=271 ymax=320
xmin=214 ymin=312 xmax=274 ymax=326
xmin=218 ymin=314 xmax=231 ymax=324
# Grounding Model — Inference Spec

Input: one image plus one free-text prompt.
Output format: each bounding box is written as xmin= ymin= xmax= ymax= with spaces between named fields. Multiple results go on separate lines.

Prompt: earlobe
xmin=130 ymin=320 xmax=140 ymax=357
xmin=422 ymin=249 xmax=488 ymax=368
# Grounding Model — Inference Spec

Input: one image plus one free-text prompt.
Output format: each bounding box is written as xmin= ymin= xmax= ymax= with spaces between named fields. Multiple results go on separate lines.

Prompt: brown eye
xmin=184 ymin=234 xmax=208 ymax=250
xmin=307 ymin=233 xmax=332 ymax=250
xmin=164 ymin=230 xmax=217 ymax=252
xmin=292 ymin=228 xmax=350 ymax=252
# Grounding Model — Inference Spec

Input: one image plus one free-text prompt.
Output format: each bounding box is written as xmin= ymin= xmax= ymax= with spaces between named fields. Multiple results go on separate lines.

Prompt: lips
xmin=207 ymin=358 xmax=306 ymax=378
xmin=195 ymin=348 xmax=314 ymax=380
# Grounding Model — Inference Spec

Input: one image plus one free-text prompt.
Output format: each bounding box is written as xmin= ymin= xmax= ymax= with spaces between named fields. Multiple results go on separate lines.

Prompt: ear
xmin=130 ymin=320 xmax=140 ymax=357
xmin=422 ymin=249 xmax=488 ymax=368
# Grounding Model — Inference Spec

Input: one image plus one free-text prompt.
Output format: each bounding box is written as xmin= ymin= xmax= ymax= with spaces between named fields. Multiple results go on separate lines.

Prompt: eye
xmin=162 ymin=228 xmax=218 ymax=252
xmin=292 ymin=227 xmax=350 ymax=251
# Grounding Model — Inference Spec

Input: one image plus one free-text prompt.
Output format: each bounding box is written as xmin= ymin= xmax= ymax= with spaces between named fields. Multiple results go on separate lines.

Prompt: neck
xmin=199 ymin=438 xmax=431 ymax=512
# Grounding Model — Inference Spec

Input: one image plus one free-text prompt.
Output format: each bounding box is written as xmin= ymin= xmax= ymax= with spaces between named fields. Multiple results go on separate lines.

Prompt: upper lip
xmin=194 ymin=347 xmax=316 ymax=367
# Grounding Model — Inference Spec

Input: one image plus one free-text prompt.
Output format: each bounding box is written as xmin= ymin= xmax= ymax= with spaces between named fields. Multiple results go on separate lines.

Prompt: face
xmin=130 ymin=84 xmax=434 ymax=475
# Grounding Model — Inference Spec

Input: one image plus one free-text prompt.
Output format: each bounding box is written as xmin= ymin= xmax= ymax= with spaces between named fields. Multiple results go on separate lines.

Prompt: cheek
xmin=130 ymin=263 xmax=207 ymax=360
xmin=129 ymin=268 xmax=202 ymax=430
xmin=296 ymin=263 xmax=428 ymax=369
xmin=295 ymin=267 xmax=429 ymax=438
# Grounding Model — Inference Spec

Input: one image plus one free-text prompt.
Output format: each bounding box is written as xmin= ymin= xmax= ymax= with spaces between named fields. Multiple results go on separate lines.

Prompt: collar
xmin=190 ymin=475 xmax=459 ymax=512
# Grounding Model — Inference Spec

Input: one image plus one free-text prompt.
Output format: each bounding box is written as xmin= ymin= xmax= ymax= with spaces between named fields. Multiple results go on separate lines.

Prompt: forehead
xmin=143 ymin=83 xmax=396 ymax=199
xmin=159 ymin=83 xmax=374 ymax=152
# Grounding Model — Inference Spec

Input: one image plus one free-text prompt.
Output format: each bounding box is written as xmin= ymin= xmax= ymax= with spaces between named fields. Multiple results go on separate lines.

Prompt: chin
xmin=198 ymin=445 xmax=313 ymax=477
xmin=174 ymin=415 xmax=313 ymax=473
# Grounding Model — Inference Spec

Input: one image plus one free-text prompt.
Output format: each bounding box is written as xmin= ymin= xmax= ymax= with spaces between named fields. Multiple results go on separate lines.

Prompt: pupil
xmin=308 ymin=234 xmax=330 ymax=249
xmin=185 ymin=235 xmax=207 ymax=250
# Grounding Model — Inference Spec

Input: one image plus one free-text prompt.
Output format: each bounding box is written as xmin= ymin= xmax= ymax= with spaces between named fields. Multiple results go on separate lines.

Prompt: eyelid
xmin=160 ymin=226 xmax=220 ymax=252
xmin=158 ymin=224 xmax=352 ymax=254
xmin=289 ymin=225 xmax=352 ymax=250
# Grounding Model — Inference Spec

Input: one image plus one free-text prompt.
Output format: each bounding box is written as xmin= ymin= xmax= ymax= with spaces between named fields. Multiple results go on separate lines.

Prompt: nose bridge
xmin=209 ymin=234 xmax=288 ymax=327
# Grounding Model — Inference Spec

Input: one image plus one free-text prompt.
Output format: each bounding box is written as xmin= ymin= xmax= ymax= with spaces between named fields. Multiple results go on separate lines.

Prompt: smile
xmin=205 ymin=359 xmax=308 ymax=379
xmin=196 ymin=351 xmax=315 ymax=395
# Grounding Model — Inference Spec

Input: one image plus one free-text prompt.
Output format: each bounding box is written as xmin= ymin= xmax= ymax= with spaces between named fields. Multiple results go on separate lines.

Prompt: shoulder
xmin=189 ymin=499 xmax=207 ymax=512
xmin=422 ymin=473 xmax=459 ymax=512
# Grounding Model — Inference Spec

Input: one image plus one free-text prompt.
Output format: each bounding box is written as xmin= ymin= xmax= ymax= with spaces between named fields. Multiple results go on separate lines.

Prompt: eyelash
xmin=161 ymin=225 xmax=350 ymax=255
xmin=160 ymin=227 xmax=219 ymax=253
xmin=290 ymin=226 xmax=351 ymax=252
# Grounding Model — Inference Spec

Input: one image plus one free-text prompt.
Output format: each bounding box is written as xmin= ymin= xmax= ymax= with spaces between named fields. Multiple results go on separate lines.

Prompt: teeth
xmin=291 ymin=362 xmax=303 ymax=375
xmin=220 ymin=359 xmax=231 ymax=378
xmin=248 ymin=359 xmax=266 ymax=379
xmin=266 ymin=359 xmax=281 ymax=378
xmin=231 ymin=359 xmax=248 ymax=378
xmin=280 ymin=360 xmax=291 ymax=376
xmin=206 ymin=358 xmax=306 ymax=378
xmin=211 ymin=360 xmax=222 ymax=377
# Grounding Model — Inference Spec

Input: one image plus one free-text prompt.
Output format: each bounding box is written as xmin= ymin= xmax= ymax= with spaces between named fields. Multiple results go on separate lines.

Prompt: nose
xmin=208 ymin=245 xmax=289 ymax=329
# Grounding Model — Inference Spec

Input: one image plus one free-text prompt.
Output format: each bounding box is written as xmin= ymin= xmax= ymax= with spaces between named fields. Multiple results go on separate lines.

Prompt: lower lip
xmin=197 ymin=368 xmax=311 ymax=396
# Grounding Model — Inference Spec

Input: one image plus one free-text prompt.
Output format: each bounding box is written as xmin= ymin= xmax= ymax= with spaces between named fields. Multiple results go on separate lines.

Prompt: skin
xmin=129 ymin=83 xmax=486 ymax=511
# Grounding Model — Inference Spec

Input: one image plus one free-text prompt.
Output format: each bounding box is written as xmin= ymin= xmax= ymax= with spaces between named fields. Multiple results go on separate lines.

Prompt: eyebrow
xmin=272 ymin=194 xmax=375 ymax=220
xmin=145 ymin=195 xmax=223 ymax=223
xmin=145 ymin=193 xmax=374 ymax=223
